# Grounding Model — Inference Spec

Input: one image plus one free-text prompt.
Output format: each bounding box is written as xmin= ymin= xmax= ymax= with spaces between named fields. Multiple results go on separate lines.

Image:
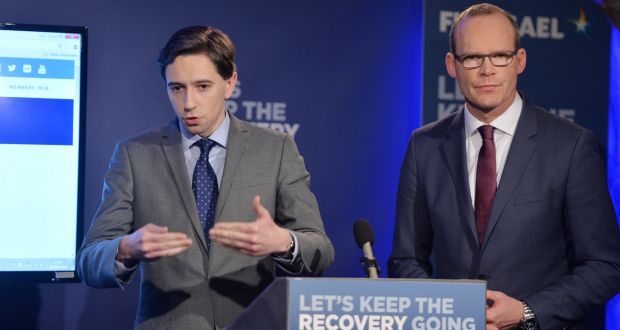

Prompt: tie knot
xmin=194 ymin=139 xmax=217 ymax=154
xmin=478 ymin=125 xmax=494 ymax=141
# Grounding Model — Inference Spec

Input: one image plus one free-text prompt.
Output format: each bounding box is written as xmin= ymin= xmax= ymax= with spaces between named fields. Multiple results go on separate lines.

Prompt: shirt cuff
xmin=272 ymin=231 xmax=303 ymax=274
xmin=113 ymin=245 xmax=138 ymax=284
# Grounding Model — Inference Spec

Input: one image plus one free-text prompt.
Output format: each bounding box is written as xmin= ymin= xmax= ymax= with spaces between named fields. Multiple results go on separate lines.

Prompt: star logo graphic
xmin=570 ymin=8 xmax=589 ymax=35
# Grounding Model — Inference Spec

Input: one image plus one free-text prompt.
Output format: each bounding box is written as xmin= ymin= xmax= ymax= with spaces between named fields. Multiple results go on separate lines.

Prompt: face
xmin=445 ymin=13 xmax=526 ymax=117
xmin=165 ymin=54 xmax=237 ymax=138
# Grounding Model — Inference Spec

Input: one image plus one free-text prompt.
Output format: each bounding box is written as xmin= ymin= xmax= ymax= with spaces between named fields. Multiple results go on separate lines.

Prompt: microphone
xmin=353 ymin=219 xmax=380 ymax=278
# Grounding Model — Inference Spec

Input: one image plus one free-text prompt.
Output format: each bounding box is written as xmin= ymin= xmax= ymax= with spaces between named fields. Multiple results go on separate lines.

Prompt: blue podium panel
xmin=229 ymin=277 xmax=486 ymax=330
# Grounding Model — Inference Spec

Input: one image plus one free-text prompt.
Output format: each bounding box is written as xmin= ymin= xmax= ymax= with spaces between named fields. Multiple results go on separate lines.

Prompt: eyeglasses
xmin=453 ymin=50 xmax=518 ymax=69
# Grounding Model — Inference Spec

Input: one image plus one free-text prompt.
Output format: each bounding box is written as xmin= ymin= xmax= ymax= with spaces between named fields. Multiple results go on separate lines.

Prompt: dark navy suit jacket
xmin=389 ymin=96 xmax=620 ymax=329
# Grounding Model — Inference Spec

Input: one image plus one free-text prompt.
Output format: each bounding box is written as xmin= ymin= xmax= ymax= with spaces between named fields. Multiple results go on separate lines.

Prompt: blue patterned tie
xmin=192 ymin=139 xmax=219 ymax=251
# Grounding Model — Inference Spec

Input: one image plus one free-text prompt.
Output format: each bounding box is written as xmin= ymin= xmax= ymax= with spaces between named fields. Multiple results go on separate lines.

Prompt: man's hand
xmin=486 ymin=290 xmax=524 ymax=330
xmin=116 ymin=223 xmax=193 ymax=267
xmin=209 ymin=195 xmax=291 ymax=256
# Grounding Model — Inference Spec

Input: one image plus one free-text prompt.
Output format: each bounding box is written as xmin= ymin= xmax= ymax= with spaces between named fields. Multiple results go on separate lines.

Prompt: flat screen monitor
xmin=0 ymin=23 xmax=87 ymax=282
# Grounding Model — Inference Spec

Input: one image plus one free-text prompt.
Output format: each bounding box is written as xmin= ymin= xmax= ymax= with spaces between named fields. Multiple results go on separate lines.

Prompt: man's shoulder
xmin=523 ymin=100 xmax=590 ymax=139
xmin=411 ymin=110 xmax=461 ymax=143
xmin=119 ymin=121 xmax=177 ymax=145
xmin=231 ymin=115 xmax=288 ymax=143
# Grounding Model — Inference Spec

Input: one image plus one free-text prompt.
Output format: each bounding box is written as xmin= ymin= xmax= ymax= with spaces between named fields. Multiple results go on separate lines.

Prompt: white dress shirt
xmin=464 ymin=93 xmax=522 ymax=206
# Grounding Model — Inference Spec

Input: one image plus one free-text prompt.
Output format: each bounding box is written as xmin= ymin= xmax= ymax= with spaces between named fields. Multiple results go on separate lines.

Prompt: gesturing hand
xmin=209 ymin=195 xmax=292 ymax=256
xmin=116 ymin=223 xmax=193 ymax=267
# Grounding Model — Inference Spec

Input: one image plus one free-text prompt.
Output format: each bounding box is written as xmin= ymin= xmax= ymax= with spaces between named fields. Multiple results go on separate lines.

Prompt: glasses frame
xmin=453 ymin=49 xmax=519 ymax=69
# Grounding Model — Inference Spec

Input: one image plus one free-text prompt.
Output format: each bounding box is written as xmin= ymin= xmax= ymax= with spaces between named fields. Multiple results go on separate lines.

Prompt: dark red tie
xmin=475 ymin=125 xmax=496 ymax=246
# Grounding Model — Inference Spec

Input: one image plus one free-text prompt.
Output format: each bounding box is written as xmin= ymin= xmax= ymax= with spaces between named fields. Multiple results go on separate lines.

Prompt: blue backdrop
xmin=606 ymin=21 xmax=620 ymax=330
xmin=0 ymin=0 xmax=617 ymax=329
xmin=0 ymin=1 xmax=422 ymax=329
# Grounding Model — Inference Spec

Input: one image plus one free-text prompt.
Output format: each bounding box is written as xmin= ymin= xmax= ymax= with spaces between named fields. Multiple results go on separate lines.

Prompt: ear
xmin=224 ymin=71 xmax=238 ymax=99
xmin=516 ymin=48 xmax=527 ymax=74
xmin=445 ymin=52 xmax=457 ymax=78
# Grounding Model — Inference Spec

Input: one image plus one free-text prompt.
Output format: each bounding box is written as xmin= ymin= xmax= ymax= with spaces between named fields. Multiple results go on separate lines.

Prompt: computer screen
xmin=0 ymin=23 xmax=87 ymax=282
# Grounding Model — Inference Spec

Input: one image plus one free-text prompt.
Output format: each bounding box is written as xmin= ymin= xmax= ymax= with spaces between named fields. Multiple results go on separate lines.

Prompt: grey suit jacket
xmin=78 ymin=114 xmax=334 ymax=329
xmin=388 ymin=97 xmax=620 ymax=329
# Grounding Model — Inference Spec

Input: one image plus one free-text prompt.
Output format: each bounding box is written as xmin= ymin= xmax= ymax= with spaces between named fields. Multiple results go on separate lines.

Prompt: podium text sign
xmin=229 ymin=277 xmax=486 ymax=330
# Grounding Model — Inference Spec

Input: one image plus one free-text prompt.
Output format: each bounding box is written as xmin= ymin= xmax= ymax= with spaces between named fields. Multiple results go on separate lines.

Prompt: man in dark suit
xmin=388 ymin=3 xmax=620 ymax=329
xmin=78 ymin=26 xmax=334 ymax=329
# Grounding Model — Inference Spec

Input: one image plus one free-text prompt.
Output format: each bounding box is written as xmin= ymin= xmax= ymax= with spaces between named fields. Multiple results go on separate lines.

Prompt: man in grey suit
xmin=78 ymin=26 xmax=334 ymax=329
xmin=389 ymin=3 xmax=620 ymax=329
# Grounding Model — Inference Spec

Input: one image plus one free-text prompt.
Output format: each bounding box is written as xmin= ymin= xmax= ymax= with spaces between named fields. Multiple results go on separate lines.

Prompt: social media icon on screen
xmin=8 ymin=64 xmax=16 ymax=72
xmin=38 ymin=65 xmax=47 ymax=75
xmin=23 ymin=64 xmax=32 ymax=73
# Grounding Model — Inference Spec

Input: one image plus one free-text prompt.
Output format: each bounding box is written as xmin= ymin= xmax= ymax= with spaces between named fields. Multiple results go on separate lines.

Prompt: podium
xmin=228 ymin=277 xmax=486 ymax=330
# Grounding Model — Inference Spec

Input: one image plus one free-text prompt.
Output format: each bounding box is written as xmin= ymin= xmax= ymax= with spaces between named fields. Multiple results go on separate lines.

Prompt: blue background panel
xmin=0 ymin=97 xmax=73 ymax=145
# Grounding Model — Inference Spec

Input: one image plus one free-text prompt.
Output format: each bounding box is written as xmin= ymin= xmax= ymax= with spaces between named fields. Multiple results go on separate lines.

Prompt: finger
xmin=142 ymin=237 xmax=192 ymax=253
xmin=212 ymin=222 xmax=258 ymax=233
xmin=137 ymin=234 xmax=186 ymax=247
xmin=143 ymin=239 xmax=193 ymax=259
xmin=144 ymin=245 xmax=192 ymax=259
xmin=209 ymin=229 xmax=265 ymax=254
xmin=144 ymin=247 xmax=185 ymax=259
xmin=143 ymin=223 xmax=169 ymax=233
xmin=214 ymin=236 xmax=254 ymax=251
xmin=158 ymin=232 xmax=191 ymax=242
xmin=209 ymin=228 xmax=234 ymax=244
xmin=210 ymin=228 xmax=255 ymax=244
xmin=210 ymin=229 xmax=254 ymax=247
xmin=252 ymin=195 xmax=270 ymax=219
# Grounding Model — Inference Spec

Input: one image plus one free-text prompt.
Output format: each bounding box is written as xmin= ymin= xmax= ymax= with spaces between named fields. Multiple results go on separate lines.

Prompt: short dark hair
xmin=157 ymin=26 xmax=236 ymax=80
xmin=449 ymin=3 xmax=520 ymax=54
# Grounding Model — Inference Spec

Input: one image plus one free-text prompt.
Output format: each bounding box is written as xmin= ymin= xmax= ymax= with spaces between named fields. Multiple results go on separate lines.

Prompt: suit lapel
xmin=482 ymin=101 xmax=538 ymax=248
xmin=439 ymin=111 xmax=479 ymax=251
xmin=215 ymin=114 xmax=248 ymax=220
xmin=160 ymin=120 xmax=209 ymax=250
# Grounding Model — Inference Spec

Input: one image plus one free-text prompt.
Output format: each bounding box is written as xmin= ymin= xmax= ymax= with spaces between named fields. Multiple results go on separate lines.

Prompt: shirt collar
xmin=180 ymin=111 xmax=230 ymax=151
xmin=464 ymin=92 xmax=522 ymax=137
